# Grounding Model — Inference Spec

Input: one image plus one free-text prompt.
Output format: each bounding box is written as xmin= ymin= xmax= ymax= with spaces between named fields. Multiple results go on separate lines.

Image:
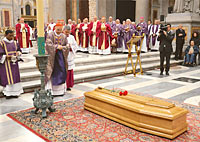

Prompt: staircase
xmin=16 ymin=51 xmax=182 ymax=93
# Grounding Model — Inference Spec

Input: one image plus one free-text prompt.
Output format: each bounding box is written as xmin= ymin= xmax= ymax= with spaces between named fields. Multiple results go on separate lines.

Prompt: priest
xmin=149 ymin=20 xmax=160 ymax=51
xmin=16 ymin=18 xmax=30 ymax=53
xmin=147 ymin=20 xmax=152 ymax=51
xmin=137 ymin=17 xmax=148 ymax=53
xmin=107 ymin=16 xmax=115 ymax=30
xmin=45 ymin=23 xmax=69 ymax=96
xmin=71 ymin=19 xmax=81 ymax=51
xmin=80 ymin=18 xmax=89 ymax=52
xmin=96 ymin=17 xmax=114 ymax=55
xmin=112 ymin=19 xmax=123 ymax=52
xmin=0 ymin=30 xmax=23 ymax=99
xmin=47 ymin=18 xmax=56 ymax=33
xmin=88 ymin=16 xmax=100 ymax=54
xmin=63 ymin=25 xmax=78 ymax=91
xmin=122 ymin=19 xmax=135 ymax=53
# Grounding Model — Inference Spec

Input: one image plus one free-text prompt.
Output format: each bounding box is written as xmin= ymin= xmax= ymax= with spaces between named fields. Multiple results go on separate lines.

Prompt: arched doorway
xmin=116 ymin=0 xmax=136 ymax=22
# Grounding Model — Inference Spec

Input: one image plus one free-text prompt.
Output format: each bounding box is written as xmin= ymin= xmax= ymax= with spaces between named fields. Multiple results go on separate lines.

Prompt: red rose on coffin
xmin=124 ymin=91 xmax=128 ymax=96
xmin=119 ymin=92 xmax=123 ymax=96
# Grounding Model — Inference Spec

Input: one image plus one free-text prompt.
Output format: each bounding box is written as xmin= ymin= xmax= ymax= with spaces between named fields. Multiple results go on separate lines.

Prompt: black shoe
xmin=160 ymin=72 xmax=163 ymax=75
xmin=166 ymin=72 xmax=169 ymax=76
xmin=67 ymin=88 xmax=71 ymax=91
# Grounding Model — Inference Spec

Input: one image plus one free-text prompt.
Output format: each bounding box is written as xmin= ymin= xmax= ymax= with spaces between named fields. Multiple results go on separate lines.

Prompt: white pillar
xmin=49 ymin=0 xmax=66 ymax=22
xmin=89 ymin=0 xmax=97 ymax=20
xmin=136 ymin=0 xmax=149 ymax=23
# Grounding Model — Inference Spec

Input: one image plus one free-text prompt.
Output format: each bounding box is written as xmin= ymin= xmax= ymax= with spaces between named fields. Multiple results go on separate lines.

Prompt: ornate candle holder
xmin=33 ymin=55 xmax=55 ymax=118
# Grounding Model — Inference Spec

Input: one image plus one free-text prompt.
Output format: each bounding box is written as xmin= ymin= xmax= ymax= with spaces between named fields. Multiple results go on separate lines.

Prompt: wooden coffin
xmin=84 ymin=87 xmax=188 ymax=139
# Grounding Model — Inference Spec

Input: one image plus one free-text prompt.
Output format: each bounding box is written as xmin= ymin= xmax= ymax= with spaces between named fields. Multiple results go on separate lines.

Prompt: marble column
xmin=159 ymin=0 xmax=169 ymax=17
xmin=49 ymin=0 xmax=66 ymax=22
xmin=136 ymin=0 xmax=149 ymax=22
xmin=72 ymin=0 xmax=77 ymax=21
xmin=43 ymin=0 xmax=49 ymax=24
xmin=89 ymin=0 xmax=97 ymax=20
xmin=97 ymin=0 xmax=116 ymax=20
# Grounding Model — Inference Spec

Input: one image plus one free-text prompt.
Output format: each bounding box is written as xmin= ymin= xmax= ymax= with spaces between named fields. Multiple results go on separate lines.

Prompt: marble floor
xmin=0 ymin=65 xmax=200 ymax=142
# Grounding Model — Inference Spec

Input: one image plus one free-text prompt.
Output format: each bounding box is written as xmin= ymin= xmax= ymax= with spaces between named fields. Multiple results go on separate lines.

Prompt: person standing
xmin=190 ymin=32 xmax=200 ymax=47
xmin=157 ymin=24 xmax=175 ymax=76
xmin=15 ymin=18 xmax=30 ymax=54
xmin=107 ymin=16 xmax=115 ymax=30
xmin=96 ymin=17 xmax=114 ymax=55
xmin=137 ymin=17 xmax=148 ymax=53
xmin=67 ymin=19 xmax=73 ymax=29
xmin=175 ymin=24 xmax=186 ymax=60
xmin=147 ymin=20 xmax=152 ymax=51
xmin=47 ymin=18 xmax=56 ymax=34
xmin=63 ymin=26 xmax=78 ymax=91
xmin=149 ymin=20 xmax=160 ymax=51
xmin=88 ymin=16 xmax=100 ymax=54
xmin=0 ymin=30 xmax=23 ymax=99
xmin=71 ymin=19 xmax=82 ymax=51
xmin=45 ymin=23 xmax=69 ymax=96
xmin=122 ymin=19 xmax=135 ymax=53
xmin=112 ymin=19 xmax=123 ymax=53
xmin=80 ymin=18 xmax=89 ymax=52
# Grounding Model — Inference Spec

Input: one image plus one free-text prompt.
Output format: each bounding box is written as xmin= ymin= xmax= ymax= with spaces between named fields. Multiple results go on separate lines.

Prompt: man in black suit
xmin=157 ymin=24 xmax=175 ymax=76
xmin=175 ymin=24 xmax=186 ymax=60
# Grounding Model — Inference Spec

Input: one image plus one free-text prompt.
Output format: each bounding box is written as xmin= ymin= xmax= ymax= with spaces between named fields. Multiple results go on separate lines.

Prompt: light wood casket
xmin=84 ymin=87 xmax=188 ymax=139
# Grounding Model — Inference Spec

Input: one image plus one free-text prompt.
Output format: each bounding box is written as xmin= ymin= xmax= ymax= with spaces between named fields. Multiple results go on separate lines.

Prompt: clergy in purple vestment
xmin=137 ymin=17 xmax=148 ymax=52
xmin=45 ymin=23 xmax=69 ymax=96
xmin=107 ymin=16 xmax=115 ymax=30
xmin=147 ymin=20 xmax=152 ymax=50
xmin=0 ymin=30 xmax=23 ymax=98
xmin=122 ymin=19 xmax=136 ymax=53
xmin=112 ymin=19 xmax=123 ymax=52
xmin=149 ymin=20 xmax=160 ymax=51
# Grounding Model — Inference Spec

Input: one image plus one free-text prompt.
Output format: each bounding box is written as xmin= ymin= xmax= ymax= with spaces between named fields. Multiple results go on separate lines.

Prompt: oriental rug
xmin=7 ymin=96 xmax=200 ymax=142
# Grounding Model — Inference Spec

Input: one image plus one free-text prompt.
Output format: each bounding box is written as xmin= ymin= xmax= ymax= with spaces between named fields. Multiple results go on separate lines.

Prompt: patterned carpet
xmin=7 ymin=96 xmax=200 ymax=142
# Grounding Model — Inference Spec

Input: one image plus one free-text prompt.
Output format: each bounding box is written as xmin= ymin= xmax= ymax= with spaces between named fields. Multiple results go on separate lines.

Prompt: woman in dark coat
xmin=190 ymin=32 xmax=200 ymax=47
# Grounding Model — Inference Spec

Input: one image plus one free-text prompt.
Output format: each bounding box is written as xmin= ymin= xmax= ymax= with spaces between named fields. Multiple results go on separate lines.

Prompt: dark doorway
xmin=25 ymin=21 xmax=34 ymax=28
xmin=116 ymin=0 xmax=136 ymax=22
xmin=79 ymin=0 xmax=89 ymax=21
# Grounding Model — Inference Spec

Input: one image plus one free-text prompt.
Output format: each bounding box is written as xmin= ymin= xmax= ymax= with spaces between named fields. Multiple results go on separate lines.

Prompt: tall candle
xmin=36 ymin=0 xmax=45 ymax=55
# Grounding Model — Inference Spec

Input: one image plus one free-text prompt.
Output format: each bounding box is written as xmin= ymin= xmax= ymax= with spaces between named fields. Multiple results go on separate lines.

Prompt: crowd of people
xmin=43 ymin=16 xmax=161 ymax=55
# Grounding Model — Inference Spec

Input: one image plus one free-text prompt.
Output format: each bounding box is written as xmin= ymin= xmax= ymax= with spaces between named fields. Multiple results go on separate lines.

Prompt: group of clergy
xmin=46 ymin=16 xmax=161 ymax=55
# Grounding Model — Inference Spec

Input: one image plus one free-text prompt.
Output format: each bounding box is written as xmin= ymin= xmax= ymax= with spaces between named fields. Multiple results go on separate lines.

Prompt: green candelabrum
xmin=33 ymin=36 xmax=55 ymax=118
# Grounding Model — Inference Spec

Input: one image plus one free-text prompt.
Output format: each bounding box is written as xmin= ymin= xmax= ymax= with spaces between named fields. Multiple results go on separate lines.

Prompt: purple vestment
xmin=107 ymin=21 xmax=115 ymax=30
xmin=136 ymin=22 xmax=148 ymax=47
xmin=122 ymin=24 xmax=135 ymax=49
xmin=0 ymin=40 xmax=21 ymax=87
xmin=45 ymin=32 xmax=69 ymax=85
xmin=151 ymin=24 xmax=159 ymax=46
xmin=112 ymin=24 xmax=123 ymax=48
xmin=147 ymin=24 xmax=152 ymax=49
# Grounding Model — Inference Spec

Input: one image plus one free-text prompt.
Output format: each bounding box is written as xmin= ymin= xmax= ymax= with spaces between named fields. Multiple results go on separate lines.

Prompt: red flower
xmin=119 ymin=91 xmax=123 ymax=96
xmin=124 ymin=91 xmax=128 ymax=96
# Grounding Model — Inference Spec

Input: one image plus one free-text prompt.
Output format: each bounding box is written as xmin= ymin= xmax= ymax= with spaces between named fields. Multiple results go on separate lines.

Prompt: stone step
xmin=75 ymin=52 xmax=160 ymax=66
xmin=19 ymin=52 xmax=160 ymax=73
xmin=19 ymin=52 xmax=162 ymax=82
xmin=74 ymin=59 xmax=182 ymax=83
xmin=20 ymin=55 xmax=162 ymax=82
xmin=19 ymin=59 xmax=182 ymax=93
xmin=74 ymin=56 xmax=161 ymax=74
